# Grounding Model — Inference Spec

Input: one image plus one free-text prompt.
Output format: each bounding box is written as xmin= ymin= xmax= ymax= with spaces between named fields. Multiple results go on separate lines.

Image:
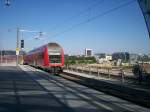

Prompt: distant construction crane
xmin=5 ymin=0 xmax=10 ymax=6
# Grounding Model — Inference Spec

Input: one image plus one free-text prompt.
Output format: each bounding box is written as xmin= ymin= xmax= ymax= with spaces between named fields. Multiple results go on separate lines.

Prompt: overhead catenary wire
xmin=35 ymin=0 xmax=136 ymax=47
xmin=49 ymin=0 xmax=105 ymax=31
xmin=44 ymin=0 xmax=136 ymax=41
xmin=62 ymin=0 xmax=105 ymax=22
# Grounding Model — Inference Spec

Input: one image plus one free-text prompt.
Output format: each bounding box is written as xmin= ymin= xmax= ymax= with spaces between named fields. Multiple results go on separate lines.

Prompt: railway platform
xmin=0 ymin=65 xmax=150 ymax=112
xmin=0 ymin=62 xmax=16 ymax=66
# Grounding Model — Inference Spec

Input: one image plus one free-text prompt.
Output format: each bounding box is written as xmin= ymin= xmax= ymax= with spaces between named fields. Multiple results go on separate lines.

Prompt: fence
xmin=0 ymin=55 xmax=16 ymax=66
xmin=65 ymin=64 xmax=143 ymax=84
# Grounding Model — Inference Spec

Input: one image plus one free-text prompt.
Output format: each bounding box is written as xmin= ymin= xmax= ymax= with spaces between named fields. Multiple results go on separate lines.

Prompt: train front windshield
xmin=49 ymin=50 xmax=61 ymax=64
xmin=49 ymin=55 xmax=61 ymax=64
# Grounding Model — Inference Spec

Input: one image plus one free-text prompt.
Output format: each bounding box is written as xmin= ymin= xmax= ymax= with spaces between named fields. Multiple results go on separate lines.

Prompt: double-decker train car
xmin=24 ymin=42 xmax=64 ymax=73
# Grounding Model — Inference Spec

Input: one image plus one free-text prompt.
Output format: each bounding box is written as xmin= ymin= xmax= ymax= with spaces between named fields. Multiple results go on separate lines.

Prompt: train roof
xmin=48 ymin=43 xmax=61 ymax=50
xmin=28 ymin=42 xmax=62 ymax=55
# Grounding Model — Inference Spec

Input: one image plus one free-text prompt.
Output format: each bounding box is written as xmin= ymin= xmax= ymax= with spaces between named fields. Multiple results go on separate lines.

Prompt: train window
xmin=38 ymin=52 xmax=44 ymax=59
xmin=49 ymin=55 xmax=61 ymax=64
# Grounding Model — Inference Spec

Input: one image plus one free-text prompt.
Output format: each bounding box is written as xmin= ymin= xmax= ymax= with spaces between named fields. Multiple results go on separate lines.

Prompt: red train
xmin=24 ymin=42 xmax=64 ymax=73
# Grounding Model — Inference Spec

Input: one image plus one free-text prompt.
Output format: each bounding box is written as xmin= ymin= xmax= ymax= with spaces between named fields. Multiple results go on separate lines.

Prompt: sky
xmin=0 ymin=0 xmax=150 ymax=55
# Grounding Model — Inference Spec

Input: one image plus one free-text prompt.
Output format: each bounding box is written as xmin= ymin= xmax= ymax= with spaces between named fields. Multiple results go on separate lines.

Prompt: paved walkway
xmin=0 ymin=65 xmax=149 ymax=112
xmin=0 ymin=62 xmax=16 ymax=66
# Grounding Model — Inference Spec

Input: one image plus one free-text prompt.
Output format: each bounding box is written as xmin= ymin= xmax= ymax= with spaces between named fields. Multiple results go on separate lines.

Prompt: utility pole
xmin=16 ymin=27 xmax=19 ymax=66
xmin=15 ymin=28 xmax=44 ymax=66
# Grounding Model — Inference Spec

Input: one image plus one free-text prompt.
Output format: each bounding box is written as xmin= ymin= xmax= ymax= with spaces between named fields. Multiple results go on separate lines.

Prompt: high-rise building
xmin=85 ymin=49 xmax=92 ymax=57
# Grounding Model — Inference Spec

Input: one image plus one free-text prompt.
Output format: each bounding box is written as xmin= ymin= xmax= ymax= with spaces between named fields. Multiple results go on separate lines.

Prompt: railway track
xmin=61 ymin=71 xmax=150 ymax=108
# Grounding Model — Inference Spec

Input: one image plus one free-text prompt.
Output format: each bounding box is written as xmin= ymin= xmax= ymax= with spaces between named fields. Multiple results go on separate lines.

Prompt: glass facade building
xmin=112 ymin=52 xmax=130 ymax=62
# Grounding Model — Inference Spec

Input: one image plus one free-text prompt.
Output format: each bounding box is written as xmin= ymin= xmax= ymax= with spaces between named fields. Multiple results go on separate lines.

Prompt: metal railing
xmin=64 ymin=64 xmax=146 ymax=85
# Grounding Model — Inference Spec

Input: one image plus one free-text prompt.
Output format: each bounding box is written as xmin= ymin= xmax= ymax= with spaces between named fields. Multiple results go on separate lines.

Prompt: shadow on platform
xmin=0 ymin=66 xmax=149 ymax=112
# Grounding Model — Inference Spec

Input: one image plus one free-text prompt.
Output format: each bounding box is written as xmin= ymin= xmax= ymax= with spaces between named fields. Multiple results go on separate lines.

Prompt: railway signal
xmin=21 ymin=40 xmax=24 ymax=48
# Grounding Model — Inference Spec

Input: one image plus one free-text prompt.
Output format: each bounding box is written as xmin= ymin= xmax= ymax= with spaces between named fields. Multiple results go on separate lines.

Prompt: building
xmin=0 ymin=50 xmax=26 ymax=63
xmin=112 ymin=52 xmax=130 ymax=62
xmin=94 ymin=53 xmax=112 ymax=63
xmin=95 ymin=53 xmax=105 ymax=58
xmin=147 ymin=53 xmax=150 ymax=58
xmin=85 ymin=49 xmax=92 ymax=57
xmin=0 ymin=50 xmax=16 ymax=63
xmin=129 ymin=54 xmax=139 ymax=65
xmin=106 ymin=55 xmax=112 ymax=61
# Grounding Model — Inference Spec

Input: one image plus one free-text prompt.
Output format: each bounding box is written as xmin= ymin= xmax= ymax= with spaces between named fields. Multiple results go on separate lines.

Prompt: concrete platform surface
xmin=0 ymin=65 xmax=149 ymax=112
